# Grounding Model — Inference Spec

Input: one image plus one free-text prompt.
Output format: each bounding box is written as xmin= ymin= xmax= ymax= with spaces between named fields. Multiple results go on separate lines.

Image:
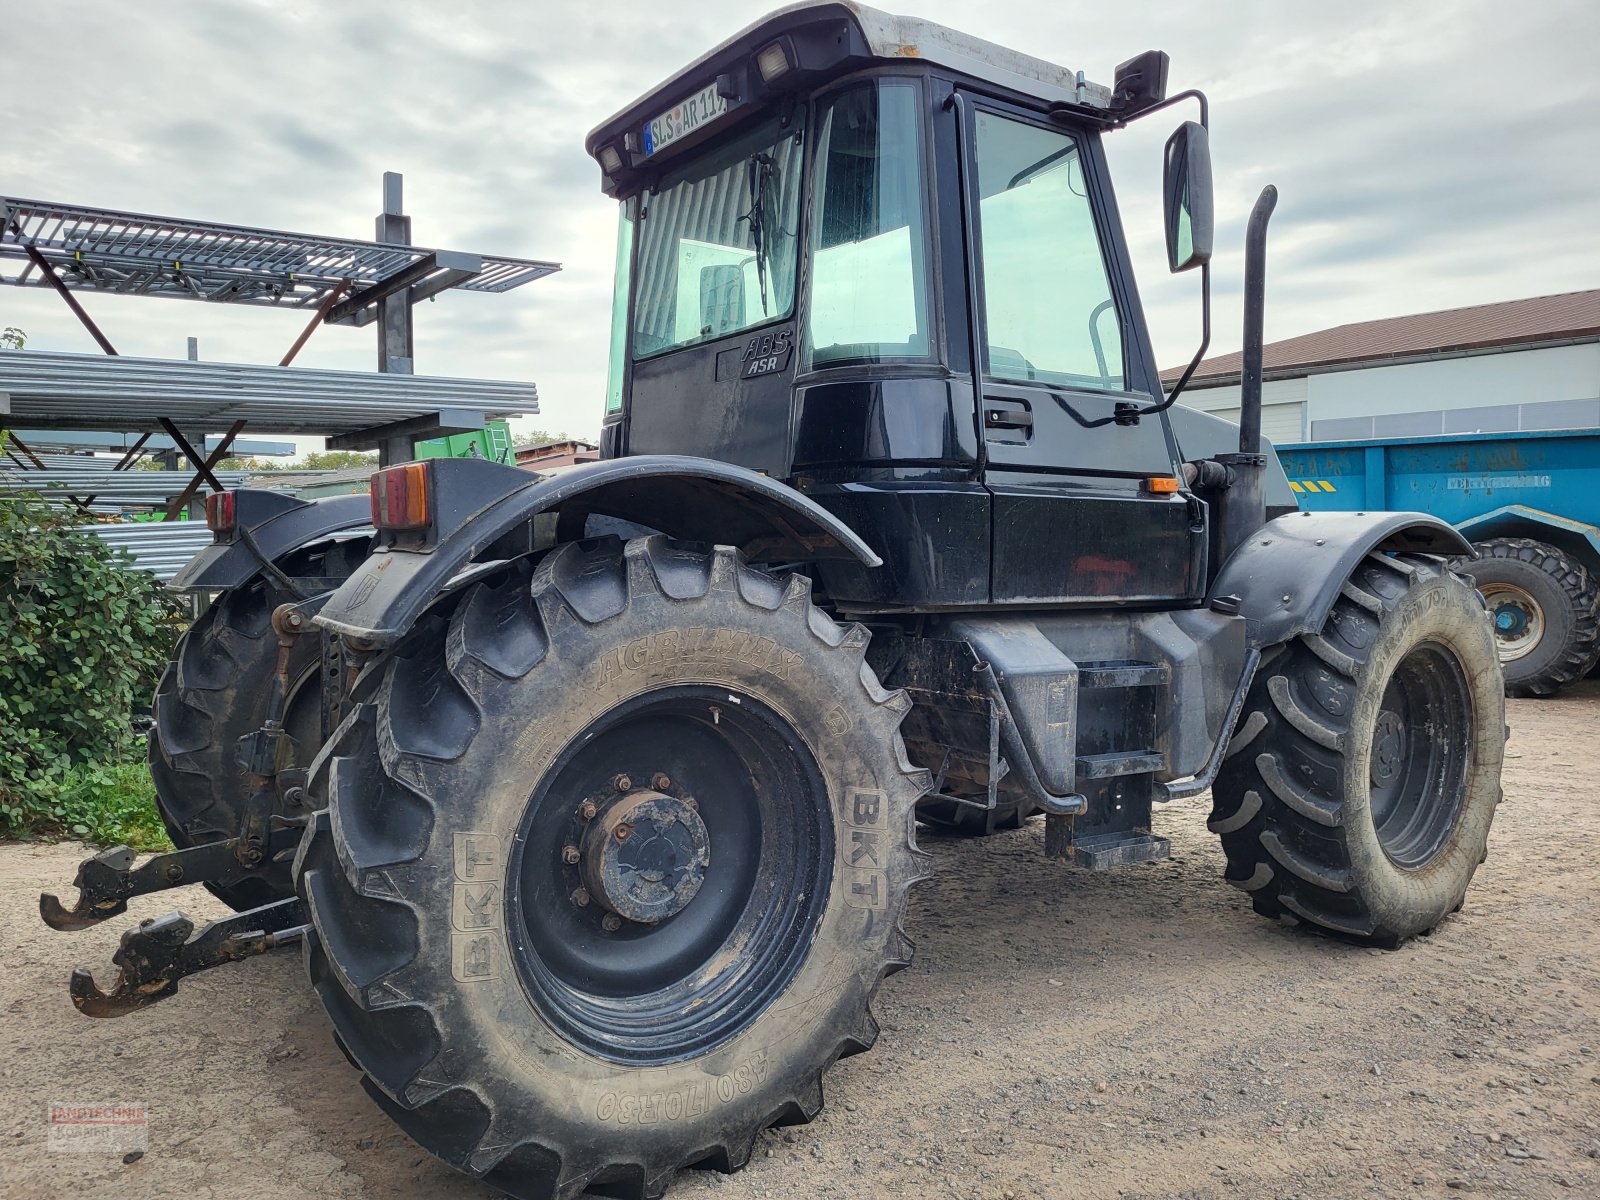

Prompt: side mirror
xmin=699 ymin=264 xmax=746 ymax=336
xmin=1163 ymin=121 xmax=1214 ymax=273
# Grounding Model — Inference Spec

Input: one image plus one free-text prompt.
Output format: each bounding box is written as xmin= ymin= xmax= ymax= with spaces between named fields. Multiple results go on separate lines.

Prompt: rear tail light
xmin=205 ymin=490 xmax=236 ymax=532
xmin=370 ymin=462 xmax=430 ymax=531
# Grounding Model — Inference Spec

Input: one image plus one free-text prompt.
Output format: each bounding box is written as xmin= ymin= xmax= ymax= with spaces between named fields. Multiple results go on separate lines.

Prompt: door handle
xmin=983 ymin=403 xmax=1033 ymax=432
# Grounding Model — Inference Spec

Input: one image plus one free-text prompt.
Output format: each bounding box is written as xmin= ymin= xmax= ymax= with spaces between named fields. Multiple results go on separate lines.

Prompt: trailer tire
xmin=1208 ymin=553 xmax=1504 ymax=947
xmin=150 ymin=539 xmax=365 ymax=910
xmin=1459 ymin=537 xmax=1600 ymax=697
xmin=296 ymin=537 xmax=930 ymax=1200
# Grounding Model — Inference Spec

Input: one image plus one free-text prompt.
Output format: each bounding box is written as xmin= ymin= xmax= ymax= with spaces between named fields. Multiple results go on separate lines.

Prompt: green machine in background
xmin=413 ymin=419 xmax=514 ymax=464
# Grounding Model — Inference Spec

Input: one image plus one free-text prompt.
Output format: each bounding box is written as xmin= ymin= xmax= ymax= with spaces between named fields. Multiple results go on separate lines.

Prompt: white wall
xmin=1176 ymin=376 xmax=1306 ymax=442
xmin=1306 ymin=343 xmax=1600 ymax=419
xmin=1179 ymin=342 xmax=1600 ymax=442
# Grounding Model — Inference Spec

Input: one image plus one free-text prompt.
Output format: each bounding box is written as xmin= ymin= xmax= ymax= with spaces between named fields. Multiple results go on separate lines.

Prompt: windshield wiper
xmin=739 ymin=151 xmax=776 ymax=316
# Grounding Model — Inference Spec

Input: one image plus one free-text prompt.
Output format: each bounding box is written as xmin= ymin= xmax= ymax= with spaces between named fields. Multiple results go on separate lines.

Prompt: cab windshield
xmin=631 ymin=115 xmax=805 ymax=358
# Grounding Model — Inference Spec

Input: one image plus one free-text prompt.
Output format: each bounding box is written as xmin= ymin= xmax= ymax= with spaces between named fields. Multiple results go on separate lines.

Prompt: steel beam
xmin=163 ymin=419 xmax=247 ymax=520
xmin=324 ymin=250 xmax=482 ymax=328
xmin=327 ymin=409 xmax=487 ymax=453
xmin=20 ymin=243 xmax=119 ymax=356
xmin=280 ymin=278 xmax=351 ymax=366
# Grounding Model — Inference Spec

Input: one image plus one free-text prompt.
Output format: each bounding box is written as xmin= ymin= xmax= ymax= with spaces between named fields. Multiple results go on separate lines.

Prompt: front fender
xmin=168 ymin=491 xmax=372 ymax=592
xmin=316 ymin=455 xmax=881 ymax=645
xmin=1210 ymin=509 xmax=1474 ymax=648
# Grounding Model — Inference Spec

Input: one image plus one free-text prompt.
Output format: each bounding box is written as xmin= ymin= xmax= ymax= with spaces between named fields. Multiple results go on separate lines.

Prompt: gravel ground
xmin=2 ymin=681 xmax=1596 ymax=1200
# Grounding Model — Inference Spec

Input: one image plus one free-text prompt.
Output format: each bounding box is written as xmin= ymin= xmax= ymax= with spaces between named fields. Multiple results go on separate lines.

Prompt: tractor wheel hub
xmin=1370 ymin=710 xmax=1406 ymax=788
xmin=582 ymin=788 xmax=709 ymax=925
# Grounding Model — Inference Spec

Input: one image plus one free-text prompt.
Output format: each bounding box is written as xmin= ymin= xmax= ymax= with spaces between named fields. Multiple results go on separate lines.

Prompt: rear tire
xmin=1208 ymin=553 xmax=1504 ymax=946
xmin=296 ymin=538 xmax=929 ymax=1200
xmin=1460 ymin=537 xmax=1600 ymax=697
xmin=150 ymin=539 xmax=365 ymax=909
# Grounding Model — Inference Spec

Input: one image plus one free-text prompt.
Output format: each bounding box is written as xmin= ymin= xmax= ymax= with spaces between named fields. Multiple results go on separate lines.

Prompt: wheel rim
xmin=1367 ymin=640 xmax=1473 ymax=869
xmin=1479 ymin=582 xmax=1545 ymax=662
xmin=506 ymin=685 xmax=833 ymax=1065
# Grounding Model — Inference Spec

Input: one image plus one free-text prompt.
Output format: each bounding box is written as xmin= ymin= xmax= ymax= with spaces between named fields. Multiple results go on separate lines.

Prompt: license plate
xmin=643 ymin=83 xmax=727 ymax=156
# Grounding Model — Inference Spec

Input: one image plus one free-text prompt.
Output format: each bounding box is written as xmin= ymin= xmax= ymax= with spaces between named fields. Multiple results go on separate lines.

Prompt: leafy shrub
xmin=0 ymin=490 xmax=184 ymax=843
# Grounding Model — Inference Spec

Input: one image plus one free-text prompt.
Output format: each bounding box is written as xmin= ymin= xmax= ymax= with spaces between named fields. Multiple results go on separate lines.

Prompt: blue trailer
xmin=1277 ymin=427 xmax=1600 ymax=695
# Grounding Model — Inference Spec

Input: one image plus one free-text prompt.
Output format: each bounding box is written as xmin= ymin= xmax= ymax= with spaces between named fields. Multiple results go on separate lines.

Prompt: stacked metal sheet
xmin=0 ymin=348 xmax=537 ymax=436
xmin=74 ymin=520 xmax=215 ymax=582
xmin=0 ymin=462 xmax=247 ymax=506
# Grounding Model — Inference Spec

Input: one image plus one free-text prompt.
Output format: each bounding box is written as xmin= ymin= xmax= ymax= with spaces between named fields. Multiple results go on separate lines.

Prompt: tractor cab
xmin=586 ymin=2 xmax=1219 ymax=612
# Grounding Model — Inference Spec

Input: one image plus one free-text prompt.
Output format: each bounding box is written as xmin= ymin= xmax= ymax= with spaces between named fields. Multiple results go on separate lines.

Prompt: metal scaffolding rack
xmin=1 ymin=173 xmax=556 ymax=517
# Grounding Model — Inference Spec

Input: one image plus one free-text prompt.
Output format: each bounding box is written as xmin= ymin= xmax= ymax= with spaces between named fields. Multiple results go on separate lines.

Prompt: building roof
xmin=1164 ymin=289 xmax=1600 ymax=386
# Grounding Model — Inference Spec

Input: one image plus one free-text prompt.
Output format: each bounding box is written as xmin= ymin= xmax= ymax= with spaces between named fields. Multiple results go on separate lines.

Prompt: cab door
xmin=958 ymin=98 xmax=1205 ymax=605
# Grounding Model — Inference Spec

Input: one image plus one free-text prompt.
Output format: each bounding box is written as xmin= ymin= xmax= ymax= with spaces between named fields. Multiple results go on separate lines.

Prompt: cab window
xmin=806 ymin=80 xmax=932 ymax=366
xmin=974 ymin=113 xmax=1125 ymax=391
xmin=632 ymin=116 xmax=805 ymax=358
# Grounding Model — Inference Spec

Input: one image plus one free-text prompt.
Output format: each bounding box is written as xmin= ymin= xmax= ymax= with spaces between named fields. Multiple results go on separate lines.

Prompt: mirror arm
xmin=1145 ymin=259 xmax=1210 ymax=417
xmin=1116 ymin=87 xmax=1208 ymax=131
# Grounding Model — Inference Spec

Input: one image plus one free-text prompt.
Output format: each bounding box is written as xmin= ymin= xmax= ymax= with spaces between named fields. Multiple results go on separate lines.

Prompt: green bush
xmin=0 ymin=490 xmax=183 ymax=845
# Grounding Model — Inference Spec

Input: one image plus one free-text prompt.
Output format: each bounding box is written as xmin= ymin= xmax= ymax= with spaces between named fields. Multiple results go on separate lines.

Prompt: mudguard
xmin=315 ymin=455 xmax=882 ymax=645
xmin=1455 ymin=504 xmax=1600 ymax=575
xmin=1210 ymin=509 xmax=1475 ymax=648
xmin=168 ymin=491 xmax=372 ymax=593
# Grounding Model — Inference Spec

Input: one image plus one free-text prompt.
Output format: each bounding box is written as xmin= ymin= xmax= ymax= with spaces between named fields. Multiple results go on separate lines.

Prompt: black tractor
xmin=46 ymin=6 xmax=1506 ymax=1198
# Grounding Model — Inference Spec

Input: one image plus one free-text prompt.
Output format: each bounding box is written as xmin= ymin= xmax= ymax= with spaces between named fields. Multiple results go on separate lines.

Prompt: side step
xmin=1069 ymin=831 xmax=1171 ymax=870
xmin=1076 ymin=750 xmax=1164 ymax=779
xmin=1077 ymin=660 xmax=1169 ymax=689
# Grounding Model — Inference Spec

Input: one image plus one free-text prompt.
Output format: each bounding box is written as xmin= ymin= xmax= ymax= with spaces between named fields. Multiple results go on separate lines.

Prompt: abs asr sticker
xmin=741 ymin=327 xmax=793 ymax=379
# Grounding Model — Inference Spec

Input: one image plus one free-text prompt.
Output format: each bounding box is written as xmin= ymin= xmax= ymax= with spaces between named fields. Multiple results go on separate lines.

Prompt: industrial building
xmin=1168 ymin=290 xmax=1600 ymax=443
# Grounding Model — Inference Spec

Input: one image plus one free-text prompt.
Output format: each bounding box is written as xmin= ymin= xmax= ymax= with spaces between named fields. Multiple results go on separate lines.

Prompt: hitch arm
xmin=40 ymin=840 xmax=247 ymax=931
xmin=39 ymin=817 xmax=307 ymax=932
xmin=69 ymin=898 xmax=308 ymax=1017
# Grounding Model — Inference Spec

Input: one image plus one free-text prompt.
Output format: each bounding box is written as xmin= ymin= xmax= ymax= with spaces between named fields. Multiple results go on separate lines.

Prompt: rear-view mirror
xmin=1163 ymin=120 xmax=1213 ymax=273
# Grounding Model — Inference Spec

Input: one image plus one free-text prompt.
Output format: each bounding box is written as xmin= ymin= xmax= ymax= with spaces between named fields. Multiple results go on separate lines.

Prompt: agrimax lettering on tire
xmin=296 ymin=537 xmax=929 ymax=1200
xmin=1208 ymin=553 xmax=1504 ymax=946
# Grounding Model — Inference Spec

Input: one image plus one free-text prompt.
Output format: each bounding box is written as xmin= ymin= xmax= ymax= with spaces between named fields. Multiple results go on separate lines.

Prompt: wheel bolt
xmin=614 ymin=774 xmax=632 ymax=793
xmin=652 ymin=772 xmax=672 ymax=791
xmin=614 ymin=823 xmax=633 ymax=842
xmin=571 ymin=887 xmax=590 ymax=908
xmin=601 ymin=914 xmax=622 ymax=932
xmin=562 ymin=845 xmax=580 ymax=865
xmin=578 ymin=801 xmax=598 ymax=822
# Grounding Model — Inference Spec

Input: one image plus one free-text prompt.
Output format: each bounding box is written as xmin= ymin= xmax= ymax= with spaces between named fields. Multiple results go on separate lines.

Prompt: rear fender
xmin=168 ymin=491 xmax=372 ymax=592
xmin=1210 ymin=509 xmax=1474 ymax=648
xmin=316 ymin=455 xmax=881 ymax=645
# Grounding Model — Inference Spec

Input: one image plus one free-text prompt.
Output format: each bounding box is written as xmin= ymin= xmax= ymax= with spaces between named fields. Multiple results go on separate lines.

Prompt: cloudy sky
xmin=4 ymin=0 xmax=1596 ymax=451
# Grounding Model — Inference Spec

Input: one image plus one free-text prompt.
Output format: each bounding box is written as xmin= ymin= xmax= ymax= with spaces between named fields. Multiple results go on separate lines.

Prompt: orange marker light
xmin=371 ymin=462 xmax=430 ymax=531
xmin=1146 ymin=476 xmax=1181 ymax=494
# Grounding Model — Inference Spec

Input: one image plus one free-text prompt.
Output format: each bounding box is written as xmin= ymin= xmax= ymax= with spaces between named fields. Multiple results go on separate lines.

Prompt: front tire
xmin=1208 ymin=553 xmax=1504 ymax=946
xmin=296 ymin=537 xmax=929 ymax=1200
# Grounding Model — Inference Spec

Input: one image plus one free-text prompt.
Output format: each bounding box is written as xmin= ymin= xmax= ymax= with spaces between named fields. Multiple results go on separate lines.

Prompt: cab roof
xmin=585 ymin=2 xmax=1114 ymax=196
